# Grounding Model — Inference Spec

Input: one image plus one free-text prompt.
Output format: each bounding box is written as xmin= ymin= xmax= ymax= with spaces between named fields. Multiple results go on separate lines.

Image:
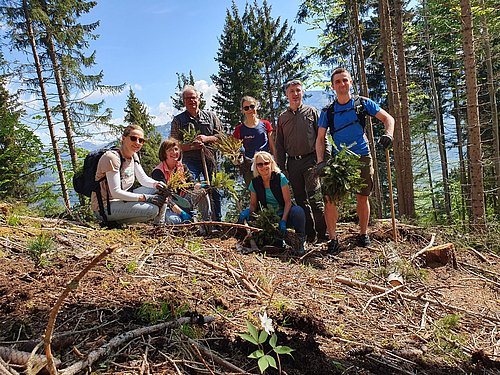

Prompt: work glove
xmin=179 ymin=210 xmax=192 ymax=222
xmin=144 ymin=194 xmax=166 ymax=208
xmin=156 ymin=182 xmax=172 ymax=198
xmin=239 ymin=208 xmax=251 ymax=223
xmin=313 ymin=160 xmax=327 ymax=177
xmin=378 ymin=134 xmax=393 ymax=150
xmin=279 ymin=219 xmax=287 ymax=235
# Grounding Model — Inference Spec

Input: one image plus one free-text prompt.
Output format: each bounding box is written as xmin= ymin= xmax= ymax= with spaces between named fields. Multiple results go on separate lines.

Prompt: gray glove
xmin=144 ymin=194 xmax=166 ymax=207
xmin=378 ymin=134 xmax=393 ymax=150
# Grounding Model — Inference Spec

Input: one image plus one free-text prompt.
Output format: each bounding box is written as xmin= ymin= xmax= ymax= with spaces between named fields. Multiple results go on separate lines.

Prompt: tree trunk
xmin=479 ymin=0 xmax=500 ymax=217
xmin=350 ymin=0 xmax=383 ymax=219
xmin=423 ymin=132 xmax=438 ymax=222
xmin=379 ymin=0 xmax=405 ymax=218
xmin=44 ymin=31 xmax=84 ymax=206
xmin=423 ymin=0 xmax=452 ymax=223
xmin=452 ymin=83 xmax=468 ymax=224
xmin=392 ymin=0 xmax=415 ymax=219
xmin=460 ymin=0 xmax=485 ymax=228
xmin=22 ymin=0 xmax=71 ymax=211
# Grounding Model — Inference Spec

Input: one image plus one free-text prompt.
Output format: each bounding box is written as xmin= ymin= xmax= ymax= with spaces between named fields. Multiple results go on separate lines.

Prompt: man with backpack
xmin=315 ymin=68 xmax=395 ymax=255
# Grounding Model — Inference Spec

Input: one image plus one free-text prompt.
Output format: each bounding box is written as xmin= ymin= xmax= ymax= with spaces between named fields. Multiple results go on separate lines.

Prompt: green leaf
xmin=269 ymin=333 xmax=278 ymax=348
xmin=238 ymin=333 xmax=258 ymax=345
xmin=248 ymin=349 xmax=264 ymax=359
xmin=247 ymin=321 xmax=259 ymax=341
xmin=257 ymin=355 xmax=270 ymax=373
xmin=258 ymin=330 xmax=268 ymax=344
xmin=274 ymin=345 xmax=295 ymax=355
xmin=264 ymin=354 xmax=277 ymax=369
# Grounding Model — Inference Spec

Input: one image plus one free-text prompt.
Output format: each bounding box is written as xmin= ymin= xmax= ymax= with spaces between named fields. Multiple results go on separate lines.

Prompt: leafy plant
xmin=212 ymin=131 xmax=243 ymax=159
xmin=6 ymin=214 xmax=20 ymax=226
xmin=137 ymin=300 xmax=189 ymax=323
xmin=250 ymin=207 xmax=284 ymax=248
xmin=239 ymin=312 xmax=294 ymax=374
xmin=180 ymin=123 xmax=200 ymax=144
xmin=125 ymin=260 xmax=138 ymax=274
xmin=27 ymin=233 xmax=54 ymax=266
xmin=320 ymin=145 xmax=367 ymax=203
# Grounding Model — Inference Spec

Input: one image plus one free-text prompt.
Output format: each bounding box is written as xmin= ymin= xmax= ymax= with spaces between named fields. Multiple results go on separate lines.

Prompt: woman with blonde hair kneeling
xmin=239 ymin=151 xmax=306 ymax=255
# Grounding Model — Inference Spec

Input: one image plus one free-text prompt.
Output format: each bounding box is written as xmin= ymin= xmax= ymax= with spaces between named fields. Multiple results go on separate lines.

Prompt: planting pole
xmin=385 ymin=148 xmax=397 ymax=243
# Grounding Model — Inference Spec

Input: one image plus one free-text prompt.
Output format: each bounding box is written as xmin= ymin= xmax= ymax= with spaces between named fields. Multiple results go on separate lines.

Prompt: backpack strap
xmin=325 ymin=95 xmax=368 ymax=134
xmin=97 ymin=148 xmax=125 ymax=222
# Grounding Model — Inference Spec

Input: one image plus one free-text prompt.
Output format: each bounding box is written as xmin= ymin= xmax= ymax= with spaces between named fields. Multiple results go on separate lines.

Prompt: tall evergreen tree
xmin=171 ymin=70 xmax=206 ymax=111
xmin=212 ymin=1 xmax=262 ymax=130
xmin=124 ymin=88 xmax=161 ymax=175
xmin=212 ymin=0 xmax=304 ymax=130
xmin=0 ymin=78 xmax=43 ymax=200
xmin=245 ymin=0 xmax=306 ymax=127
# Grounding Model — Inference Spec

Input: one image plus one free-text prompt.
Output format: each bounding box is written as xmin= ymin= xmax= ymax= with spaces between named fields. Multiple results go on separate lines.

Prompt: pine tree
xmin=212 ymin=0 xmax=304 ymax=130
xmin=245 ymin=0 xmax=306 ymax=127
xmin=211 ymin=2 xmax=262 ymax=130
xmin=124 ymin=88 xmax=161 ymax=175
xmin=171 ymin=70 xmax=206 ymax=111
xmin=0 ymin=78 xmax=43 ymax=200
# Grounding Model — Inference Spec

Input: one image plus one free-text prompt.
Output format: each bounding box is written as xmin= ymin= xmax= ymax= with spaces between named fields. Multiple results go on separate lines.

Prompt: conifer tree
xmin=245 ymin=0 xmax=306 ymax=126
xmin=212 ymin=0 xmax=304 ymax=130
xmin=212 ymin=2 xmax=262 ymax=130
xmin=171 ymin=70 xmax=206 ymax=111
xmin=0 ymin=78 xmax=43 ymax=200
xmin=124 ymin=88 xmax=161 ymax=175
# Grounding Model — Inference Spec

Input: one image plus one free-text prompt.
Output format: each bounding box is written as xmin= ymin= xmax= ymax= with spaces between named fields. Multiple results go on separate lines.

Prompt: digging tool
xmin=200 ymin=145 xmax=211 ymax=185
xmin=385 ymin=147 xmax=397 ymax=243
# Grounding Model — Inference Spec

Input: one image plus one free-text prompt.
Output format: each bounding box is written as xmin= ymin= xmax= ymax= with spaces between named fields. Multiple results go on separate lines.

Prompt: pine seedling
xmin=321 ymin=145 xmax=367 ymax=203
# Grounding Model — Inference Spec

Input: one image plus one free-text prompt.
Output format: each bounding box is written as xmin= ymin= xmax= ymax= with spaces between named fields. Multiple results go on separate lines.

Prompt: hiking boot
xmin=358 ymin=234 xmax=371 ymax=247
xmin=327 ymin=239 xmax=341 ymax=255
xmin=295 ymin=235 xmax=306 ymax=256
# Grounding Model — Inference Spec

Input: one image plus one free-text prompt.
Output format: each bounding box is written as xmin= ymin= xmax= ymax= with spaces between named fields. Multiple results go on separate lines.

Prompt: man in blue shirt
xmin=315 ymin=68 xmax=394 ymax=254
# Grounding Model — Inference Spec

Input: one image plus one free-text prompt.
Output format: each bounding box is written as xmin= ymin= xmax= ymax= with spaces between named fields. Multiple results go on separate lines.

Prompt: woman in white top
xmin=92 ymin=124 xmax=166 ymax=225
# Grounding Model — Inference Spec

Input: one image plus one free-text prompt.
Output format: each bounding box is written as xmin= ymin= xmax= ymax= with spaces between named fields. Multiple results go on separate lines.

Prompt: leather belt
xmin=290 ymin=152 xmax=314 ymax=160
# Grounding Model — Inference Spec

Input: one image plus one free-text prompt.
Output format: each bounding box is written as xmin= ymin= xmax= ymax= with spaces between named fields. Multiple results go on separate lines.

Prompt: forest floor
xmin=0 ymin=203 xmax=499 ymax=375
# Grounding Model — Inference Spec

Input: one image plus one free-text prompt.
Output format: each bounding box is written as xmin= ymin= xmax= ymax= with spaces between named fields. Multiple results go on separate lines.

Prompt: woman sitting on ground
xmin=150 ymin=137 xmax=211 ymax=224
xmin=92 ymin=124 xmax=167 ymax=226
xmin=239 ymin=151 xmax=306 ymax=255
xmin=233 ymin=96 xmax=276 ymax=186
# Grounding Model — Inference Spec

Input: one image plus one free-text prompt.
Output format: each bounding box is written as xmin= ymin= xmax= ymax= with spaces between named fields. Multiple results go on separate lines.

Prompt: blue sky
xmin=85 ymin=0 xmax=320 ymax=127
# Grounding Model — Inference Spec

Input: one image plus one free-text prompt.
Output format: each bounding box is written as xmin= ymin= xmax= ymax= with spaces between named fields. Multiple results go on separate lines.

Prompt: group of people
xmin=90 ymin=68 xmax=394 ymax=257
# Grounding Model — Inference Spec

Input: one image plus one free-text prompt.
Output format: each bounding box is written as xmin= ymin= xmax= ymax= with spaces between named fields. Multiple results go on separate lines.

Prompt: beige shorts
xmin=359 ymin=155 xmax=374 ymax=196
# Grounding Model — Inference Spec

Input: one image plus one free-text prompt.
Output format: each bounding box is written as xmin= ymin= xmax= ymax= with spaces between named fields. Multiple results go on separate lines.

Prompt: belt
xmin=290 ymin=152 xmax=315 ymax=160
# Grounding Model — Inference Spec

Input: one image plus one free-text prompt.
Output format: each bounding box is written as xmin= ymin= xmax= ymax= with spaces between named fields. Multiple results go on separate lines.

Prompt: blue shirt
xmin=319 ymin=97 xmax=380 ymax=156
xmin=249 ymin=172 xmax=289 ymax=216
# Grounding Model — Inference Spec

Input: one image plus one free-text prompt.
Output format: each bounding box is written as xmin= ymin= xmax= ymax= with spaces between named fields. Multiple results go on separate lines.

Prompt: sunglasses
xmin=129 ymin=135 xmax=145 ymax=144
xmin=243 ymin=104 xmax=256 ymax=111
xmin=256 ymin=161 xmax=271 ymax=168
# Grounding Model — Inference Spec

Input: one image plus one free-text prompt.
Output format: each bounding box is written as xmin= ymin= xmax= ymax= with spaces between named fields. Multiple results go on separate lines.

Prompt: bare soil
xmin=0 ymin=207 xmax=499 ymax=374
